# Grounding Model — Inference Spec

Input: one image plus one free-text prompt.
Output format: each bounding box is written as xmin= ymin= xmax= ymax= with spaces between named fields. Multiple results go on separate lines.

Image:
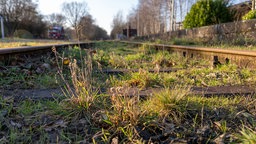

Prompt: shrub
xmin=13 ymin=29 xmax=33 ymax=39
xmin=242 ymin=10 xmax=256 ymax=20
xmin=183 ymin=0 xmax=232 ymax=29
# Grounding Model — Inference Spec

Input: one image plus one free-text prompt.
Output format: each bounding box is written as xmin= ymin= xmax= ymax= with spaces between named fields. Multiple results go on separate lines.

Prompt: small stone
xmin=36 ymin=67 xmax=43 ymax=74
xmin=41 ymin=63 xmax=51 ymax=70
xmin=111 ymin=137 xmax=118 ymax=144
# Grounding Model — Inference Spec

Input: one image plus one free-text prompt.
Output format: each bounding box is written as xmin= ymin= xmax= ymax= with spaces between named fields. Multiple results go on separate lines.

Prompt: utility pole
xmin=137 ymin=11 xmax=140 ymax=36
xmin=0 ymin=16 xmax=4 ymax=39
xmin=127 ymin=23 xmax=129 ymax=38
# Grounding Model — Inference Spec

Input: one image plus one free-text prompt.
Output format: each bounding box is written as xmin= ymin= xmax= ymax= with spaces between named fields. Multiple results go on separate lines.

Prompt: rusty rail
xmin=120 ymin=41 xmax=256 ymax=68
xmin=120 ymin=41 xmax=256 ymax=57
xmin=1 ymin=40 xmax=256 ymax=68
xmin=0 ymin=42 xmax=95 ymax=55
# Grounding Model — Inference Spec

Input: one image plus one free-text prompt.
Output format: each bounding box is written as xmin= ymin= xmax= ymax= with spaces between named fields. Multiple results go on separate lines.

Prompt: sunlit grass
xmin=237 ymin=127 xmax=256 ymax=144
xmin=0 ymin=38 xmax=68 ymax=48
xmin=142 ymin=87 xmax=190 ymax=119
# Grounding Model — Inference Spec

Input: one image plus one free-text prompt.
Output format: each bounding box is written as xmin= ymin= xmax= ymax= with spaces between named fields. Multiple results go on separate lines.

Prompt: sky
xmin=35 ymin=0 xmax=138 ymax=35
xmin=35 ymin=0 xmax=245 ymax=35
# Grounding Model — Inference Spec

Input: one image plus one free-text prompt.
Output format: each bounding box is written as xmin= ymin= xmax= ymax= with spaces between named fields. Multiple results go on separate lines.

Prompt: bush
xmin=13 ymin=29 xmax=33 ymax=39
xmin=183 ymin=0 xmax=232 ymax=29
xmin=242 ymin=10 xmax=256 ymax=20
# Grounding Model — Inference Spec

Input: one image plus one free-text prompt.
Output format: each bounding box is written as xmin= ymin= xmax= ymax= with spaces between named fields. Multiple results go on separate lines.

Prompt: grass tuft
xmin=237 ymin=127 xmax=256 ymax=143
xmin=54 ymin=46 xmax=98 ymax=112
xmin=142 ymin=86 xmax=190 ymax=121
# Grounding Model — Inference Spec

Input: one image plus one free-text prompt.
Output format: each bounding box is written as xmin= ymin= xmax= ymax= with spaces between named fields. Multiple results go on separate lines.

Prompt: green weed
xmin=237 ymin=127 xmax=256 ymax=143
xmin=108 ymin=53 xmax=128 ymax=68
xmin=127 ymin=70 xmax=161 ymax=89
xmin=142 ymin=86 xmax=190 ymax=121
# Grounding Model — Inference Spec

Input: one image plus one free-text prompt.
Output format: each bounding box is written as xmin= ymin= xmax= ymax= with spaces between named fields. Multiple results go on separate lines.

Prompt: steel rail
xmin=0 ymin=42 xmax=95 ymax=55
xmin=120 ymin=41 xmax=256 ymax=57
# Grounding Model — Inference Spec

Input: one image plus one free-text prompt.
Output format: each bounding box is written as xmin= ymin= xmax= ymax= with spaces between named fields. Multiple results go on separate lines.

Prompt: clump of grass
xmin=124 ymin=53 xmax=148 ymax=66
xmin=108 ymin=53 xmax=128 ymax=68
xmin=93 ymin=49 xmax=110 ymax=67
xmin=92 ymin=87 xmax=146 ymax=143
xmin=142 ymin=86 xmax=190 ymax=121
xmin=67 ymin=55 xmax=97 ymax=111
xmin=237 ymin=127 xmax=256 ymax=143
xmin=127 ymin=70 xmax=161 ymax=89
xmin=108 ymin=88 xmax=144 ymax=126
xmin=161 ymin=73 xmax=177 ymax=87
xmin=139 ymin=43 xmax=156 ymax=55
xmin=54 ymin=46 xmax=98 ymax=112
xmin=152 ymin=51 xmax=176 ymax=67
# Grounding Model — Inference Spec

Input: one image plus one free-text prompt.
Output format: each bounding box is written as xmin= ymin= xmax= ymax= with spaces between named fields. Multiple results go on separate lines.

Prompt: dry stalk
xmin=53 ymin=46 xmax=96 ymax=110
xmin=109 ymin=86 xmax=143 ymax=126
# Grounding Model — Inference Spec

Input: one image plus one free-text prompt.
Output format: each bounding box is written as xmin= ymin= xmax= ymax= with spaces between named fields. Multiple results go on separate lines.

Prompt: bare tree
xmin=62 ymin=1 xmax=88 ymax=40
xmin=110 ymin=11 xmax=126 ymax=39
xmin=45 ymin=13 xmax=66 ymax=26
xmin=125 ymin=0 xmax=207 ymax=36
xmin=137 ymin=0 xmax=167 ymax=35
xmin=126 ymin=8 xmax=137 ymax=31
xmin=0 ymin=0 xmax=38 ymax=36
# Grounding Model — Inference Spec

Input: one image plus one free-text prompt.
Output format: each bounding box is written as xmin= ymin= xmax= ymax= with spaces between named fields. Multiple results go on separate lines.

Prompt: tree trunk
xmin=253 ymin=0 xmax=256 ymax=10
xmin=170 ymin=0 xmax=175 ymax=31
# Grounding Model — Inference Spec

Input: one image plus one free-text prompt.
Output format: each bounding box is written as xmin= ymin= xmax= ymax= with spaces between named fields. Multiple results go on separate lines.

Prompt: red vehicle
xmin=48 ymin=26 xmax=65 ymax=39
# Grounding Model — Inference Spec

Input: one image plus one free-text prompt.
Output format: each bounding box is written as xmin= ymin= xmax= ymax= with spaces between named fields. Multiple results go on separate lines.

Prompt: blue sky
xmin=36 ymin=0 xmax=138 ymax=34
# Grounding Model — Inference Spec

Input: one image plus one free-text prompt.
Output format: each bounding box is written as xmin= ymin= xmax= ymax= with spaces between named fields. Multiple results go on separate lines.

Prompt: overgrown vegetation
xmin=0 ymin=41 xmax=256 ymax=143
xmin=183 ymin=0 xmax=233 ymax=29
xmin=242 ymin=10 xmax=256 ymax=20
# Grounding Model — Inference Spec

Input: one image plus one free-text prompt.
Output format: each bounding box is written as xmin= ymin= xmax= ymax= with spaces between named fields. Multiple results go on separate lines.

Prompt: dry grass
xmin=53 ymin=46 xmax=98 ymax=112
xmin=109 ymin=87 xmax=144 ymax=126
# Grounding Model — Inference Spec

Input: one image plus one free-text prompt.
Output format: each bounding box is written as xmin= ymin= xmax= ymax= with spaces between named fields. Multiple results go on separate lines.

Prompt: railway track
xmin=120 ymin=41 xmax=256 ymax=68
xmin=0 ymin=41 xmax=255 ymax=144
xmin=0 ymin=42 xmax=95 ymax=65
xmin=0 ymin=40 xmax=255 ymax=98
xmin=1 ymin=40 xmax=256 ymax=69
xmin=0 ymin=42 xmax=95 ymax=55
